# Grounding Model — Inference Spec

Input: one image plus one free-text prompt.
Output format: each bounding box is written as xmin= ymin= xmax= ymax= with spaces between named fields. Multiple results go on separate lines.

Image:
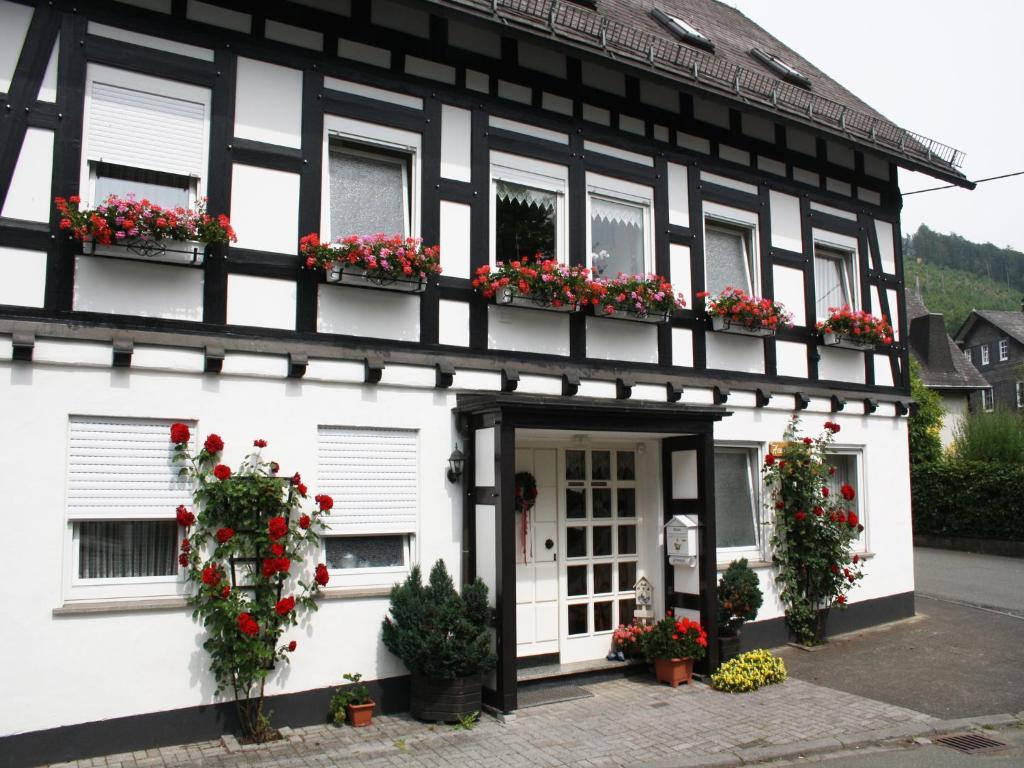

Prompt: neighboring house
xmin=0 ymin=0 xmax=973 ymax=762
xmin=905 ymin=292 xmax=988 ymax=447
xmin=954 ymin=306 xmax=1024 ymax=412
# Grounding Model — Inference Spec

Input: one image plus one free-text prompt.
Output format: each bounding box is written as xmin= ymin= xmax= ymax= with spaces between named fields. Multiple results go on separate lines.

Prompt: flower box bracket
xmin=598 ymin=307 xmax=671 ymax=324
xmin=326 ymin=264 xmax=426 ymax=293
xmin=84 ymin=236 xmax=205 ymax=266
xmin=709 ymin=315 xmax=776 ymax=338
xmin=494 ymin=286 xmax=580 ymax=313
xmin=821 ymin=331 xmax=875 ymax=352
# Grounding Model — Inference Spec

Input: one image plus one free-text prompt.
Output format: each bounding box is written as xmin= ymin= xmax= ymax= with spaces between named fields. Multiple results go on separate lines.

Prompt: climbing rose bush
xmin=171 ymin=425 xmax=331 ymax=742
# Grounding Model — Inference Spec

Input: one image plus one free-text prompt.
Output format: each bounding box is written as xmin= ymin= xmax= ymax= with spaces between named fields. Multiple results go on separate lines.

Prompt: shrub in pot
xmin=382 ymin=560 xmax=496 ymax=722
xmin=329 ymin=673 xmax=375 ymax=727
xmin=717 ymin=558 xmax=764 ymax=662
xmin=640 ymin=612 xmax=708 ymax=687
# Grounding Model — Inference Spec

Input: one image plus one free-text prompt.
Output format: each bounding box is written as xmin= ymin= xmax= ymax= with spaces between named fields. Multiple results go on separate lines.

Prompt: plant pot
xmin=822 ymin=330 xmax=875 ymax=351
xmin=653 ymin=657 xmax=694 ymax=687
xmin=710 ymin=315 xmax=776 ymax=337
xmin=410 ymin=673 xmax=482 ymax=722
xmin=345 ymin=701 xmax=376 ymax=727
xmin=326 ymin=264 xmax=426 ymax=293
xmin=598 ymin=307 xmax=670 ymax=324
xmin=84 ymin=236 xmax=205 ymax=265
xmin=718 ymin=632 xmax=742 ymax=664
xmin=494 ymin=286 xmax=579 ymax=313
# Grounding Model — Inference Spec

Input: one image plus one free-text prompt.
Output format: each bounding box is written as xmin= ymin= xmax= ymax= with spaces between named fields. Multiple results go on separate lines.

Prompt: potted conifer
xmin=717 ymin=559 xmax=764 ymax=663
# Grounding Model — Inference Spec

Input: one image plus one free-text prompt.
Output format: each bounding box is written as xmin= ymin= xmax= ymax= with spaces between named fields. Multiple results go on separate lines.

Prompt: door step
xmin=517 ymin=656 xmax=646 ymax=684
xmin=517 ymin=681 xmax=594 ymax=709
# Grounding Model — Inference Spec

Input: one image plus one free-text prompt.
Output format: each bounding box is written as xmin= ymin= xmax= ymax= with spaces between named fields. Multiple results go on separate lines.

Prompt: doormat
xmin=517 ymin=682 xmax=595 ymax=709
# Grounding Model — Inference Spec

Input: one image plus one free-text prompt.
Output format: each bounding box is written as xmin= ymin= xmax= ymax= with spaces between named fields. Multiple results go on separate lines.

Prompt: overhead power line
xmin=903 ymin=170 xmax=1024 ymax=195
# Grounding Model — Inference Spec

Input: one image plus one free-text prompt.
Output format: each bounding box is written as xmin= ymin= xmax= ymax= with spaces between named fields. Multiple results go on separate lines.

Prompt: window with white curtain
xmin=589 ymin=196 xmax=647 ymax=278
xmin=490 ymin=153 xmax=568 ymax=265
xmin=713 ymin=447 xmax=761 ymax=560
xmin=824 ymin=452 xmax=865 ymax=552
xmin=704 ymin=221 xmax=756 ymax=295
xmin=328 ymin=141 xmax=411 ymax=238
xmin=814 ymin=244 xmax=857 ymax=321
xmin=65 ymin=416 xmax=192 ymax=601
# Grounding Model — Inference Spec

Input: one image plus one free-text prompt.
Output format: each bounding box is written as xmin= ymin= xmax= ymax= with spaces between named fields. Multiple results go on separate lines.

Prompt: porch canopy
xmin=455 ymin=392 xmax=731 ymax=713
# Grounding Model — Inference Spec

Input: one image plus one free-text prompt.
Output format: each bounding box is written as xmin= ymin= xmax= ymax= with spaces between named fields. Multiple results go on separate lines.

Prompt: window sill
xmin=319 ymin=585 xmax=393 ymax=600
xmin=53 ymin=595 xmax=188 ymax=616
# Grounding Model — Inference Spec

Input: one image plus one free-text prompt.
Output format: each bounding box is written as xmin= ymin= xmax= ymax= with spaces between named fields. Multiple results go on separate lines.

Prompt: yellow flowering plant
xmin=710 ymin=650 xmax=787 ymax=693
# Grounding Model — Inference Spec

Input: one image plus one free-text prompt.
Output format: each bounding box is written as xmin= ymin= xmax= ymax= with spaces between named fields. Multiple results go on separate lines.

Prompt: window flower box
xmin=495 ymin=285 xmax=580 ymax=312
xmin=590 ymin=273 xmax=683 ymax=324
xmin=84 ymin=236 xmax=206 ymax=265
xmin=817 ymin=307 xmax=893 ymax=351
xmin=301 ymin=232 xmax=440 ymax=293
xmin=473 ymin=255 xmax=589 ymax=313
xmin=601 ymin=307 xmax=669 ymax=323
xmin=822 ymin=331 xmax=876 ymax=351
xmin=702 ymin=287 xmax=792 ymax=337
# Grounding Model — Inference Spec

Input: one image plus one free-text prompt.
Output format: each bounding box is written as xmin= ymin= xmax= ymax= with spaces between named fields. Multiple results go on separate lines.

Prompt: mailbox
xmin=665 ymin=514 xmax=699 ymax=566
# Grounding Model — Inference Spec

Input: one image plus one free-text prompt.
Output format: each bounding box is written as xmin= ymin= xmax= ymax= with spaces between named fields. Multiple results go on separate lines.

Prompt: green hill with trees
xmin=902 ymin=225 xmax=1024 ymax=333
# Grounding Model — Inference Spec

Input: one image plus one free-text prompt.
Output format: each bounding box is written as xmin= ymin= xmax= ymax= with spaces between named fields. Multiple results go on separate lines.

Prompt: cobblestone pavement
xmin=47 ymin=675 xmax=938 ymax=768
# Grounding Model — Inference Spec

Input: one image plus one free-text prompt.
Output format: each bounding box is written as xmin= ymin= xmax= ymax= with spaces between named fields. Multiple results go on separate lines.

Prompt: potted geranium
xmin=299 ymin=232 xmax=441 ymax=292
xmin=818 ymin=306 xmax=893 ymax=350
xmin=382 ymin=560 xmax=496 ymax=722
xmin=609 ymin=621 xmax=652 ymax=660
xmin=640 ymin=612 xmax=708 ymax=687
xmin=701 ymin=286 xmax=792 ymax=337
xmin=472 ymin=254 xmax=590 ymax=312
xmin=328 ymin=673 xmax=376 ymax=727
xmin=717 ymin=559 xmax=763 ymax=663
xmin=589 ymin=273 xmax=685 ymax=323
xmin=55 ymin=194 xmax=235 ymax=265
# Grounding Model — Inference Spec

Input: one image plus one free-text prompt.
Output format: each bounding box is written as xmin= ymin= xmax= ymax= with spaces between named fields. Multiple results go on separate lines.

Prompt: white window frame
xmin=489 ymin=150 xmax=568 ymax=266
xmin=713 ymin=443 xmax=764 ymax=563
xmin=982 ymin=388 xmax=994 ymax=412
xmin=981 ymin=344 xmax=990 ymax=366
xmin=585 ymin=172 xmax=654 ymax=278
xmin=813 ymin=241 xmax=859 ymax=322
xmin=702 ymin=201 xmax=760 ymax=297
xmin=79 ymin=64 xmax=211 ymax=208
xmin=1016 ymin=381 xmax=1023 ymax=409
xmin=963 ymin=347 xmax=972 ymax=363
xmin=824 ymin=448 xmax=868 ymax=554
xmin=999 ymin=339 xmax=1009 ymax=362
xmin=320 ymin=115 xmax=421 ymax=243
xmin=63 ymin=416 xmax=193 ymax=603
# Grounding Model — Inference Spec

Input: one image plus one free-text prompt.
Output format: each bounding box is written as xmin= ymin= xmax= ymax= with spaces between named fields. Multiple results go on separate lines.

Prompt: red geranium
xmin=268 ymin=516 xmax=288 ymax=541
xmin=170 ymin=423 xmax=191 ymax=444
xmin=216 ymin=527 xmax=235 ymax=544
xmin=204 ymin=434 xmax=224 ymax=453
xmin=176 ymin=504 xmax=195 ymax=527
xmin=237 ymin=613 xmax=259 ymax=637
xmin=315 ymin=563 xmax=330 ymax=586
xmin=213 ymin=464 xmax=231 ymax=481
xmin=275 ymin=596 xmax=296 ymax=616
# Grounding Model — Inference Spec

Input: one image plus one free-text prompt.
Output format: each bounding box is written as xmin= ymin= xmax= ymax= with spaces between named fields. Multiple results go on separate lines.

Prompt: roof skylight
xmin=651 ymin=8 xmax=715 ymax=52
xmin=750 ymin=48 xmax=811 ymax=89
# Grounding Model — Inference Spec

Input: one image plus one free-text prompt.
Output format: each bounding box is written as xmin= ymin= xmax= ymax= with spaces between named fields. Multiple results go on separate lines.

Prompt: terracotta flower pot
xmin=345 ymin=701 xmax=376 ymax=727
xmin=654 ymin=657 xmax=694 ymax=687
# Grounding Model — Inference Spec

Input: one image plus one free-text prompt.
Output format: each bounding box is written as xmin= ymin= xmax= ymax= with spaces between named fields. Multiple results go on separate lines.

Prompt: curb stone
xmin=734 ymin=737 xmax=843 ymax=764
xmin=933 ymin=714 xmax=1020 ymax=731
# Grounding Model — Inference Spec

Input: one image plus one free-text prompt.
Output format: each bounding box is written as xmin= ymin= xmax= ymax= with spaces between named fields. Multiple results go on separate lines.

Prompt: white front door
xmin=514 ymin=448 xmax=559 ymax=658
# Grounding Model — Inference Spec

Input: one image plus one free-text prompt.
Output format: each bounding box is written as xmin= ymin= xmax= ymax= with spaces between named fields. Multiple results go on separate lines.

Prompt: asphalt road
xmin=775 ymin=548 xmax=1024 ymax=720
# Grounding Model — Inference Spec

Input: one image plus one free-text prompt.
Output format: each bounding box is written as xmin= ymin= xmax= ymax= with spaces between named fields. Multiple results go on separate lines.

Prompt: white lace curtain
xmin=590 ymin=197 xmax=644 ymax=228
xmin=495 ymin=180 xmax=556 ymax=211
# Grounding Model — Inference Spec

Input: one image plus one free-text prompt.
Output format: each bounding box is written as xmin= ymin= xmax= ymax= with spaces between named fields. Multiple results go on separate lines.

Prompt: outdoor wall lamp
xmin=446 ymin=446 xmax=465 ymax=483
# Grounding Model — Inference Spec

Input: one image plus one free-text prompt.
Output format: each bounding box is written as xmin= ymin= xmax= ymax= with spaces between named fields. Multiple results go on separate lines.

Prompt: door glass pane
xmin=705 ymin=225 xmax=750 ymax=295
xmin=330 ymin=147 xmax=407 ymax=237
xmin=591 ymin=450 xmax=611 ymax=480
xmin=592 ymin=488 xmax=612 ymax=518
xmin=566 ymin=450 xmax=585 ymax=481
xmin=618 ymin=561 xmax=637 ymax=593
xmin=593 ymin=526 xmax=612 ymax=557
xmin=714 ymin=451 xmax=757 ymax=549
xmin=617 ymin=525 xmax=637 ymax=555
xmin=593 ymin=563 xmax=613 ymax=594
xmin=619 ymin=598 xmax=636 ymax=626
xmin=568 ymin=603 xmax=588 ymax=635
xmin=566 ymin=488 xmax=585 ymax=518
xmin=567 ymin=565 xmax=588 ymax=597
xmin=616 ymin=451 xmax=635 ymax=481
xmin=594 ymin=601 xmax=613 ymax=632
xmin=566 ymin=526 xmax=587 ymax=558
xmin=590 ymin=197 xmax=645 ymax=278
xmin=77 ymin=520 xmax=177 ymax=578
xmin=616 ymin=488 xmax=636 ymax=518
xmin=495 ymin=180 xmax=557 ymax=262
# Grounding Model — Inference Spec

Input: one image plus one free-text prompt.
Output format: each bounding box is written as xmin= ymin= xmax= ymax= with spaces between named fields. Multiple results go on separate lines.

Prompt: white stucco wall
xmin=939 ymin=392 xmax=967 ymax=448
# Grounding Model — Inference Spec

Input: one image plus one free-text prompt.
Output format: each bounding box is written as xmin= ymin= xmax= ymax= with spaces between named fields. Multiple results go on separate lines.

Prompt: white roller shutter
xmin=317 ymin=426 xmax=419 ymax=534
xmin=85 ymin=79 xmax=206 ymax=178
xmin=67 ymin=416 xmax=192 ymax=521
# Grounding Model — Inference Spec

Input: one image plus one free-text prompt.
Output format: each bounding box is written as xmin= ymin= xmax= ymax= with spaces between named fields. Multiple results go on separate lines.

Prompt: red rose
xmin=774 ymin=500 xmax=785 ymax=510
xmin=837 ymin=595 xmax=846 ymax=605
xmin=237 ymin=613 xmax=259 ymax=636
xmin=288 ymin=640 xmax=297 ymax=652
xmin=180 ymin=538 xmax=190 ymax=553
xmin=840 ymin=484 xmax=855 ymax=501
xmin=253 ymin=438 xmax=267 ymax=448
xmin=299 ymin=514 xmax=311 ymax=530
xmin=275 ymin=596 xmax=296 ymax=616
xmin=794 ymin=510 xmax=806 ymax=522
xmin=270 ymin=543 xmax=285 ymax=557
xmin=847 ymin=511 xmax=859 ymax=527
xmin=201 ymin=565 xmax=221 ymax=586
xmin=315 ymin=494 xmax=334 ymax=512
xmin=268 ymin=516 xmax=288 ymax=541
xmin=170 ymin=423 xmax=191 ymax=444
xmin=216 ymin=527 xmax=235 ymax=544
xmin=204 ymin=434 xmax=224 ymax=453
xmin=213 ymin=464 xmax=231 ymax=481
xmin=297 ymin=483 xmax=308 ymax=496
xmin=803 ymin=437 xmax=813 ymax=445
xmin=178 ymin=553 xmax=189 ymax=567
xmin=830 ymin=564 xmax=839 ymax=574
xmin=269 ymin=461 xmax=280 ymax=474
xmin=175 ymin=505 xmax=195 ymax=527
xmin=821 ymin=487 xmax=830 ymax=497
xmin=828 ymin=422 xmax=841 ymax=434
xmin=829 ymin=466 xmax=837 ymax=476
xmin=262 ymin=558 xmax=277 ymax=577
xmin=852 ymin=554 xmax=860 ymax=564
xmin=765 ymin=454 xmax=775 ymax=466
xmin=292 ymin=472 xmax=302 ymax=484
xmin=220 ymin=586 xmax=230 ymax=599
xmin=813 ymin=506 xmax=824 ymax=517
xmin=315 ymin=563 xmax=330 ymax=586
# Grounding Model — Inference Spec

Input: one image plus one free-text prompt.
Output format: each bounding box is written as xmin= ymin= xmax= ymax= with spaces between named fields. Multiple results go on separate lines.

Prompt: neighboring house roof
xmin=954 ymin=308 xmax=1024 ymax=347
xmin=906 ymin=292 xmax=988 ymax=391
xmin=434 ymin=0 xmax=971 ymax=187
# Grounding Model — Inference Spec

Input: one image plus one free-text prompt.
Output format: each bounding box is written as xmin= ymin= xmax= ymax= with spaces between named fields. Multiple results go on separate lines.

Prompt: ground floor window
xmin=825 ymin=451 xmax=866 ymax=552
xmin=76 ymin=520 xmax=179 ymax=579
xmin=713 ymin=446 xmax=761 ymax=561
xmin=324 ymin=534 xmax=410 ymax=571
xmin=982 ymin=388 xmax=994 ymax=412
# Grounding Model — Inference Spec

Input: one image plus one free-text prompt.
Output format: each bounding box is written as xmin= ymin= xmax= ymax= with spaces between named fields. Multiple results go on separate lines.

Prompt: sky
xmin=726 ymin=0 xmax=1024 ymax=252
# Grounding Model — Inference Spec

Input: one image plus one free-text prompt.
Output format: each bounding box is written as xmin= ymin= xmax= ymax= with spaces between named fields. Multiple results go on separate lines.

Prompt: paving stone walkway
xmin=47 ymin=675 xmax=938 ymax=768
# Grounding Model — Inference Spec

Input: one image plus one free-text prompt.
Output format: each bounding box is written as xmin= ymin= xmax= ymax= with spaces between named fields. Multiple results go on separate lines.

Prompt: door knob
xmin=545 ymin=538 xmax=554 ymax=549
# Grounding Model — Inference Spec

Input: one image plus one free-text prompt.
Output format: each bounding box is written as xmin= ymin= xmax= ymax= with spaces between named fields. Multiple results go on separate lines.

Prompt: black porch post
xmin=494 ymin=418 xmax=517 ymax=713
xmin=699 ymin=428 xmax=720 ymax=672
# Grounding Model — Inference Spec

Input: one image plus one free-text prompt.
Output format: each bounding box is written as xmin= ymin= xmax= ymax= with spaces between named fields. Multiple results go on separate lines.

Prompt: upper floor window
xmin=587 ymin=174 xmax=653 ymax=279
xmin=704 ymin=206 xmax=759 ymax=296
xmin=713 ymin=446 xmax=761 ymax=562
xmin=981 ymin=344 xmax=990 ymax=366
xmin=982 ymin=388 xmax=994 ymax=412
xmin=814 ymin=243 xmax=857 ymax=321
xmin=322 ymin=116 xmax=420 ymax=242
xmin=491 ymin=152 xmax=567 ymax=264
xmin=81 ymin=65 xmax=210 ymax=210
xmin=999 ymin=339 xmax=1009 ymax=362
xmin=963 ymin=347 xmax=972 ymax=363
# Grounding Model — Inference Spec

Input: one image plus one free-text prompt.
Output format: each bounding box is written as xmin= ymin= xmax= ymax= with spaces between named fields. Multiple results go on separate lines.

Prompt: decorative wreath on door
xmin=515 ymin=472 xmax=538 ymax=563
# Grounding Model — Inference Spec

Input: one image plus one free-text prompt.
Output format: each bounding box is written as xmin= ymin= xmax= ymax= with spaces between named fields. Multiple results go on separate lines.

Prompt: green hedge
xmin=912 ymin=460 xmax=1024 ymax=541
